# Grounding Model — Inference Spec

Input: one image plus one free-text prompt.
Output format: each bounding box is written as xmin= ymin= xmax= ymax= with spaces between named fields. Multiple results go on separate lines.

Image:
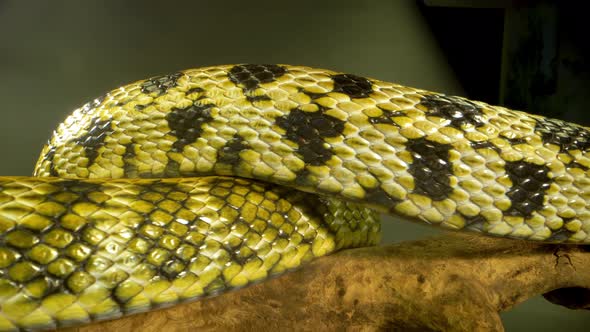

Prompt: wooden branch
xmin=60 ymin=233 xmax=590 ymax=332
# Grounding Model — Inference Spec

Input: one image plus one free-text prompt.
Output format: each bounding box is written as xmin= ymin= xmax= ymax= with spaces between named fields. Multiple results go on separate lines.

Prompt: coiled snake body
xmin=0 ymin=64 xmax=588 ymax=330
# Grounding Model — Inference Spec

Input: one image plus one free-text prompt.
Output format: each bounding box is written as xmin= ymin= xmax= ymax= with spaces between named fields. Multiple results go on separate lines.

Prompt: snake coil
xmin=0 ymin=64 xmax=588 ymax=330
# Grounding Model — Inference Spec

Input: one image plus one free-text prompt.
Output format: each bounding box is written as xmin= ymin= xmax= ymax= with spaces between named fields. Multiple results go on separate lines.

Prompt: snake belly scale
xmin=0 ymin=64 xmax=588 ymax=330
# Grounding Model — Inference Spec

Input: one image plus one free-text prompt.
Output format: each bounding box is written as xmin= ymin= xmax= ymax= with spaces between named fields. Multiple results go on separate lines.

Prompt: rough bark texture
xmin=59 ymin=233 xmax=590 ymax=332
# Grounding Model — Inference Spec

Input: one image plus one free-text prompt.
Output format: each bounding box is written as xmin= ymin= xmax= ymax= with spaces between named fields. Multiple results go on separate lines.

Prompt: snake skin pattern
xmin=0 ymin=64 xmax=589 ymax=330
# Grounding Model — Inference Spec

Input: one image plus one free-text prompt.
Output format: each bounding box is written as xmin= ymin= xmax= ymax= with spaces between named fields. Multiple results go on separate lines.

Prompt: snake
xmin=0 ymin=64 xmax=588 ymax=330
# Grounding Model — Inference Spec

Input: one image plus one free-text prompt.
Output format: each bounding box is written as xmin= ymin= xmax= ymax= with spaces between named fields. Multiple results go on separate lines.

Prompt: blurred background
xmin=0 ymin=0 xmax=588 ymax=330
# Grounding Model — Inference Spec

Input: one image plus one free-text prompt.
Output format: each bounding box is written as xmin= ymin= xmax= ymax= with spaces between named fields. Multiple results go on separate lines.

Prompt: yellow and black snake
xmin=0 ymin=64 xmax=588 ymax=330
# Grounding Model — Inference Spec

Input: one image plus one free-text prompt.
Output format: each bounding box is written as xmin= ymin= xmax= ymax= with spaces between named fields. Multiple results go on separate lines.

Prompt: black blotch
xmin=365 ymin=187 xmax=402 ymax=209
xmin=294 ymin=168 xmax=312 ymax=187
xmin=275 ymin=107 xmax=345 ymax=165
xmin=73 ymin=118 xmax=113 ymax=166
xmin=504 ymin=160 xmax=551 ymax=217
xmin=331 ymin=74 xmax=373 ymax=99
xmin=228 ymin=64 xmax=287 ymax=92
xmin=462 ymin=214 xmax=487 ymax=230
xmin=406 ymin=137 xmax=453 ymax=201
xmin=163 ymin=160 xmax=181 ymax=178
xmin=419 ymin=94 xmax=485 ymax=128
xmin=218 ymin=135 xmax=248 ymax=165
xmin=246 ymin=95 xmax=271 ymax=103
xmin=535 ymin=117 xmax=590 ymax=152
xmin=471 ymin=141 xmax=501 ymax=154
xmin=417 ymin=275 xmax=426 ymax=283
xmin=141 ymin=72 xmax=183 ymax=96
xmin=166 ymin=102 xmax=215 ymax=152
xmin=547 ymin=221 xmax=577 ymax=242
xmin=368 ymin=106 xmax=405 ymax=126
xmin=123 ymin=143 xmax=137 ymax=177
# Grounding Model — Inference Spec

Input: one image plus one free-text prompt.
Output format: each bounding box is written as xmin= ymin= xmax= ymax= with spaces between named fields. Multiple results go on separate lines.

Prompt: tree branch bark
xmin=60 ymin=233 xmax=590 ymax=332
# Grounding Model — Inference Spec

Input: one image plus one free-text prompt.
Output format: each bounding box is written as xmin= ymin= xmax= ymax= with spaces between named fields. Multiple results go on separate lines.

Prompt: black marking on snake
xmin=368 ymin=106 xmax=406 ymax=126
xmin=547 ymin=225 xmax=577 ymax=242
xmin=134 ymin=102 xmax=154 ymax=111
xmin=419 ymin=94 xmax=485 ymax=129
xmin=228 ymin=64 xmax=287 ymax=95
xmin=560 ymin=217 xmax=575 ymax=225
xmin=186 ymin=87 xmax=205 ymax=95
xmin=294 ymin=168 xmax=312 ymax=187
xmin=226 ymin=246 xmax=251 ymax=267
xmin=141 ymin=72 xmax=183 ymax=96
xmin=123 ymin=143 xmax=138 ymax=178
xmin=567 ymin=161 xmax=589 ymax=171
xmin=470 ymin=141 xmax=501 ymax=154
xmin=163 ymin=160 xmax=181 ymax=178
xmin=42 ymin=145 xmax=59 ymax=177
xmin=331 ymin=74 xmax=373 ymax=99
xmin=276 ymin=107 xmax=345 ymax=166
xmin=462 ymin=214 xmax=487 ymax=230
xmin=535 ymin=117 xmax=590 ymax=152
xmin=406 ymin=137 xmax=453 ymax=201
xmin=246 ymin=95 xmax=271 ymax=103
xmin=166 ymin=102 xmax=215 ymax=152
xmin=218 ymin=134 xmax=248 ymax=165
xmin=365 ymin=187 xmax=402 ymax=208
xmin=504 ymin=160 xmax=551 ymax=217
xmin=73 ymin=118 xmax=113 ymax=167
xmin=502 ymin=136 xmax=528 ymax=146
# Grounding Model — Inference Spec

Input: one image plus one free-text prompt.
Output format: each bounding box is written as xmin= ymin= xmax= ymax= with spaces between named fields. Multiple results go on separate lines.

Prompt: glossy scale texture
xmin=0 ymin=64 xmax=589 ymax=330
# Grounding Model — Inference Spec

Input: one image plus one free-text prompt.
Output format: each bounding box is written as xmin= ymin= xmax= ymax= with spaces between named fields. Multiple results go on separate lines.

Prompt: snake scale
xmin=0 ymin=64 xmax=589 ymax=330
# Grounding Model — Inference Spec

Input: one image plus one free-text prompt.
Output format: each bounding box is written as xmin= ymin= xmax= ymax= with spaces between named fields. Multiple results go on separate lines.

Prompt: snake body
xmin=0 ymin=64 xmax=589 ymax=330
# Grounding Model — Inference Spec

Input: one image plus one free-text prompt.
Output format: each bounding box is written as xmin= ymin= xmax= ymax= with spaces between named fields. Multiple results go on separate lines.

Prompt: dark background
xmin=0 ymin=0 xmax=588 ymax=330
